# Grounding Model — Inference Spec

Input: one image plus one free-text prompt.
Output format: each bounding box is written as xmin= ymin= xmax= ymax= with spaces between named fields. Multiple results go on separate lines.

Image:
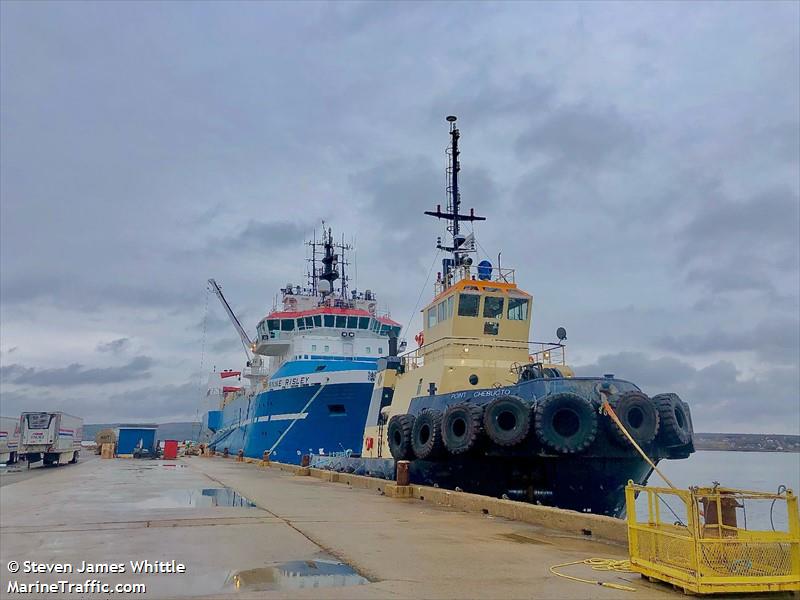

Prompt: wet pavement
xmin=0 ymin=454 xmax=695 ymax=599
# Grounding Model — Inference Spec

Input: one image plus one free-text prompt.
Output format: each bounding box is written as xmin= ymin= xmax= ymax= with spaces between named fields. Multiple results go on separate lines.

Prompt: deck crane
xmin=207 ymin=279 xmax=263 ymax=373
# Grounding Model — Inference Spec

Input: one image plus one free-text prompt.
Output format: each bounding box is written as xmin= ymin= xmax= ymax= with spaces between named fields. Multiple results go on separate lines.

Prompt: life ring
xmin=387 ymin=414 xmax=415 ymax=460
xmin=411 ymin=410 xmax=444 ymax=459
xmin=443 ymin=403 xmax=484 ymax=454
xmin=415 ymin=331 xmax=424 ymax=346
xmin=605 ymin=391 xmax=660 ymax=446
xmin=534 ymin=392 xmax=598 ymax=454
xmin=652 ymin=393 xmax=692 ymax=447
xmin=483 ymin=395 xmax=532 ymax=447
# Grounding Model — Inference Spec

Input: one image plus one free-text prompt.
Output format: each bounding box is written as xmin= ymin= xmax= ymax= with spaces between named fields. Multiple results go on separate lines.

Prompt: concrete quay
xmin=0 ymin=454 xmax=731 ymax=599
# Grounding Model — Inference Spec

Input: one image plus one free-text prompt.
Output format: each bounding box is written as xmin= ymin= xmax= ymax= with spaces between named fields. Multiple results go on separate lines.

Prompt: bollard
xmin=236 ymin=449 xmax=244 ymax=462
xmin=396 ymin=460 xmax=410 ymax=486
xmin=300 ymin=454 xmax=310 ymax=468
xmin=261 ymin=450 xmax=271 ymax=466
xmin=223 ymin=447 xmax=229 ymax=458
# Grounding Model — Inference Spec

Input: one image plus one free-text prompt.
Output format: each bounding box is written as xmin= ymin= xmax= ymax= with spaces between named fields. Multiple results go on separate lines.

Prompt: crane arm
xmin=207 ymin=278 xmax=253 ymax=358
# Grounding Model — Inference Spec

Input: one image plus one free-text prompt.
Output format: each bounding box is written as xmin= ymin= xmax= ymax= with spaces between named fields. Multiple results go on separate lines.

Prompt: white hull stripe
xmin=214 ymin=412 xmax=308 ymax=435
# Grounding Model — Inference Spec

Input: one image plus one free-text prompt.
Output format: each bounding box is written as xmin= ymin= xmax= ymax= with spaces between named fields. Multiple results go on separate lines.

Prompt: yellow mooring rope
xmin=547 ymin=395 xmax=676 ymax=593
xmin=549 ymin=558 xmax=637 ymax=592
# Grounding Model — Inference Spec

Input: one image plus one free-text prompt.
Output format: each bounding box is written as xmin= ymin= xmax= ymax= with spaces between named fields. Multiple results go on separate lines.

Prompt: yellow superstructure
xmin=361 ymin=267 xmax=572 ymax=457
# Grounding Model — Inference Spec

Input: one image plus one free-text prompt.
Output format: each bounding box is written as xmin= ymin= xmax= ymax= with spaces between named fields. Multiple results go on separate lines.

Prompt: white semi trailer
xmin=19 ymin=412 xmax=83 ymax=466
xmin=0 ymin=416 xmax=21 ymax=464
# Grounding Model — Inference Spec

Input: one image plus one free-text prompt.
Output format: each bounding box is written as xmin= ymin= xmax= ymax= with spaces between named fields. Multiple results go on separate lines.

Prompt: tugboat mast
xmin=425 ymin=116 xmax=485 ymax=283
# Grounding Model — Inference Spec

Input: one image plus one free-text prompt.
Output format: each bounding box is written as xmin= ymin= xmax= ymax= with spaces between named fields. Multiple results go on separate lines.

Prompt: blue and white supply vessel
xmin=203 ymin=226 xmax=401 ymax=463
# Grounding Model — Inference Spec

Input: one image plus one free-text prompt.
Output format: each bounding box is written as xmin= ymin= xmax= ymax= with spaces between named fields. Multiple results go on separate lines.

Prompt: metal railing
xmin=401 ymin=337 xmax=565 ymax=371
xmin=626 ymin=482 xmax=800 ymax=594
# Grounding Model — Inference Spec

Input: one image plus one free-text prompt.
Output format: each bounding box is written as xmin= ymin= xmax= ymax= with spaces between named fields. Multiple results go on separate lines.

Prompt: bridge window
xmin=305 ymin=317 xmax=314 ymax=329
xmin=427 ymin=307 xmax=437 ymax=328
xmin=347 ymin=316 xmax=358 ymax=329
xmin=483 ymin=296 xmax=504 ymax=319
xmin=437 ymin=300 xmax=447 ymax=322
xmin=313 ymin=315 xmax=322 ymax=327
xmin=507 ymin=297 xmax=529 ymax=321
xmin=447 ymin=296 xmax=454 ymax=318
xmin=358 ymin=317 xmax=370 ymax=329
xmin=267 ymin=319 xmax=279 ymax=332
xmin=380 ymin=324 xmax=390 ymax=336
xmin=391 ymin=326 xmax=401 ymax=338
xmin=324 ymin=315 xmax=335 ymax=327
xmin=335 ymin=316 xmax=347 ymax=328
xmin=457 ymin=293 xmax=480 ymax=317
xmin=281 ymin=319 xmax=295 ymax=331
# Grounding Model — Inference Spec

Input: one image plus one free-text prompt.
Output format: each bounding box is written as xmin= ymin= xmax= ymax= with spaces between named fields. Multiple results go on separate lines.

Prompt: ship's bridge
xmin=254 ymin=307 xmax=401 ymax=356
xmin=422 ymin=272 xmax=532 ymax=351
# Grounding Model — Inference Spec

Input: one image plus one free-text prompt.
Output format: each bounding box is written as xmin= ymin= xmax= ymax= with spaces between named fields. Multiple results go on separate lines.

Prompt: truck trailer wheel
xmin=69 ymin=451 xmax=79 ymax=464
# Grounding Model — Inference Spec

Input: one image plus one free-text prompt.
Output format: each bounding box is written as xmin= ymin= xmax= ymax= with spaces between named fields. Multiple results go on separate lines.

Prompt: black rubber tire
xmin=483 ymin=395 xmax=532 ymax=447
xmin=653 ymin=393 xmax=691 ymax=447
xmin=411 ymin=410 xmax=445 ymax=459
xmin=534 ymin=392 xmax=598 ymax=454
xmin=387 ymin=414 xmax=415 ymax=460
xmin=606 ymin=391 xmax=660 ymax=446
xmin=69 ymin=451 xmax=79 ymax=464
xmin=442 ymin=403 xmax=484 ymax=454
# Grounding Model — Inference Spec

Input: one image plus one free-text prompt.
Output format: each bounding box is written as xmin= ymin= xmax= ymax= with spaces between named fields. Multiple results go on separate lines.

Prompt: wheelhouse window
xmin=358 ymin=317 xmax=370 ymax=329
xmin=457 ymin=293 xmax=480 ymax=317
xmin=313 ymin=315 xmax=322 ymax=327
xmin=281 ymin=319 xmax=295 ymax=331
xmin=305 ymin=317 xmax=314 ymax=329
xmin=324 ymin=315 xmax=335 ymax=328
xmin=427 ymin=307 xmax=437 ymax=328
xmin=483 ymin=296 xmax=504 ymax=319
xmin=335 ymin=316 xmax=346 ymax=328
xmin=347 ymin=316 xmax=358 ymax=329
xmin=447 ymin=296 xmax=454 ymax=319
xmin=507 ymin=297 xmax=529 ymax=321
xmin=437 ymin=300 xmax=447 ymax=323
xmin=267 ymin=319 xmax=280 ymax=332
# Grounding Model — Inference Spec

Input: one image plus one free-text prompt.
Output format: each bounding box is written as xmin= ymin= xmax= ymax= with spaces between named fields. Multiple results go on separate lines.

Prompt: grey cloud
xmin=96 ymin=337 xmax=130 ymax=354
xmin=656 ymin=317 xmax=800 ymax=365
xmin=1 ymin=356 xmax=154 ymax=387
xmin=515 ymin=103 xmax=641 ymax=168
xmin=575 ymin=351 xmax=799 ymax=433
xmin=0 ymin=381 xmax=200 ymax=423
xmin=215 ymin=220 xmax=309 ymax=253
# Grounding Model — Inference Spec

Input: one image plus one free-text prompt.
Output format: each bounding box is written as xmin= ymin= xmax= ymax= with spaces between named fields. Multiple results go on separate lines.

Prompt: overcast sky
xmin=1 ymin=1 xmax=798 ymax=433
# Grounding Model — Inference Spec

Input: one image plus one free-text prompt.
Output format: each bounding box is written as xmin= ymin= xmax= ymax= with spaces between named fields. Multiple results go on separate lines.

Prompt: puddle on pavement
xmin=136 ymin=487 xmax=257 ymax=509
xmin=228 ymin=558 xmax=368 ymax=592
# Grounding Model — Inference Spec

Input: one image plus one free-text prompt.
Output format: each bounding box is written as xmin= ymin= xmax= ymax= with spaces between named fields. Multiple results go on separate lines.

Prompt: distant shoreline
xmin=693 ymin=432 xmax=799 ymax=453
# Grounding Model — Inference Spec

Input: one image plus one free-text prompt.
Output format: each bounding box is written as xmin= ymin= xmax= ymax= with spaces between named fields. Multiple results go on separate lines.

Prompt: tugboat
xmin=203 ymin=225 xmax=401 ymax=464
xmin=355 ymin=116 xmax=695 ymax=516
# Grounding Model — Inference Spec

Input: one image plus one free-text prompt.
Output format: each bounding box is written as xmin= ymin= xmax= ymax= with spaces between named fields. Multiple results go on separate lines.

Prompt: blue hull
xmin=207 ymin=361 xmax=375 ymax=464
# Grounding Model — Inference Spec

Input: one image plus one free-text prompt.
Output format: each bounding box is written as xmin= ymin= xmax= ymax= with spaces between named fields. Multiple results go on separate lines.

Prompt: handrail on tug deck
xmin=400 ymin=336 xmax=566 ymax=369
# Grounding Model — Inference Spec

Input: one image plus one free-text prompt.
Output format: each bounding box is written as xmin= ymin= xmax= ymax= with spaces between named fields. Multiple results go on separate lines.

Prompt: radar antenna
xmin=424 ymin=115 xmax=486 ymax=284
